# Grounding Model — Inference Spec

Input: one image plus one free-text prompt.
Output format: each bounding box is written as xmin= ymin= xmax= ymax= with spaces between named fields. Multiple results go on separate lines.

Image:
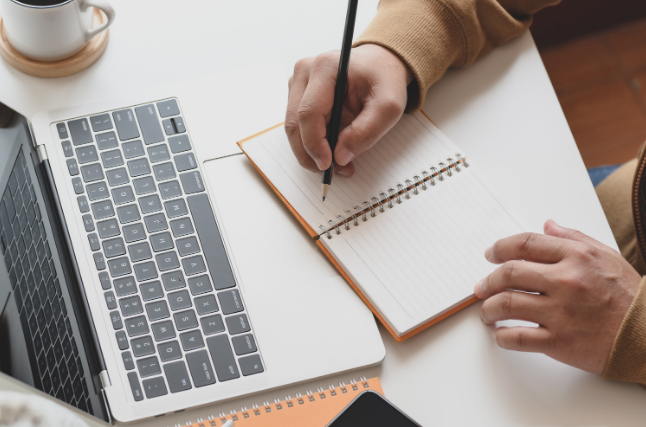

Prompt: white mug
xmin=0 ymin=0 xmax=115 ymax=62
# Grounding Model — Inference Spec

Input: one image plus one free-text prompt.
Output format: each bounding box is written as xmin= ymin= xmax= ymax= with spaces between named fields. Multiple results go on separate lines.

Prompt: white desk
xmin=2 ymin=1 xmax=645 ymax=426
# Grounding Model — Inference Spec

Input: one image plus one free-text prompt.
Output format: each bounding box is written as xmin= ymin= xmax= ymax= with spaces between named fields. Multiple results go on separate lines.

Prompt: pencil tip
xmin=322 ymin=197 xmax=326 ymax=202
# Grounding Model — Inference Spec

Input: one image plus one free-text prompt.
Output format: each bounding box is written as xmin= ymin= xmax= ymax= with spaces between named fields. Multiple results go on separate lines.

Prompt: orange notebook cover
xmin=168 ymin=377 xmax=383 ymax=427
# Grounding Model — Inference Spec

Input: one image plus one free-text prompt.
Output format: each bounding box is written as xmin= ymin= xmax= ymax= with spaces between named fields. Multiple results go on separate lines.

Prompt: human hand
xmin=475 ymin=219 xmax=642 ymax=374
xmin=285 ymin=44 xmax=413 ymax=177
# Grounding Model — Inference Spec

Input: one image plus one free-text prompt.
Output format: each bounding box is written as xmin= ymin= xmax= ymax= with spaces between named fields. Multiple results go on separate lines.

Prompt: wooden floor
xmin=539 ymin=18 xmax=646 ymax=167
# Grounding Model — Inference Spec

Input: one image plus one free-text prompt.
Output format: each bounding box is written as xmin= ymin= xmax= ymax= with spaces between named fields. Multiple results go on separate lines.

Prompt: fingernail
xmin=484 ymin=246 xmax=492 ymax=260
xmin=474 ymin=279 xmax=483 ymax=298
xmin=314 ymin=158 xmax=327 ymax=171
xmin=335 ymin=147 xmax=354 ymax=166
xmin=337 ymin=168 xmax=351 ymax=177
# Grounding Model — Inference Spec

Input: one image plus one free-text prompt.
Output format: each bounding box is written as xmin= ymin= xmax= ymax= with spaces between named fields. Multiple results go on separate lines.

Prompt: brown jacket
xmin=354 ymin=0 xmax=646 ymax=385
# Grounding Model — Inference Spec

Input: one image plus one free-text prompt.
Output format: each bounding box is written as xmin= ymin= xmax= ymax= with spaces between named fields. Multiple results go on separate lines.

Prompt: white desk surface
xmin=2 ymin=1 xmax=646 ymax=426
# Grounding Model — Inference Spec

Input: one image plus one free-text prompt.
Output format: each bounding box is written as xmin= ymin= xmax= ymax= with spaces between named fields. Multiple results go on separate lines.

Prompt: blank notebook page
xmin=243 ymin=112 xmax=462 ymax=231
xmin=323 ymin=166 xmax=524 ymax=335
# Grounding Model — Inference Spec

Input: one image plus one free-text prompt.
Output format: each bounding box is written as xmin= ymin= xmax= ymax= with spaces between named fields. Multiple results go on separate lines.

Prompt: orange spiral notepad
xmin=165 ymin=377 xmax=383 ymax=427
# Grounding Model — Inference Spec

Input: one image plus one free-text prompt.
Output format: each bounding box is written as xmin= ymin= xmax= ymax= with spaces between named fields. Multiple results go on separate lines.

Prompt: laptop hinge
xmin=36 ymin=144 xmax=48 ymax=162
xmin=99 ymin=370 xmax=112 ymax=388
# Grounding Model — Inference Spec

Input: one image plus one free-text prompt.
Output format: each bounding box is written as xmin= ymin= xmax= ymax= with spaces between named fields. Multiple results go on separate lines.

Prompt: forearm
xmin=354 ymin=0 xmax=560 ymax=110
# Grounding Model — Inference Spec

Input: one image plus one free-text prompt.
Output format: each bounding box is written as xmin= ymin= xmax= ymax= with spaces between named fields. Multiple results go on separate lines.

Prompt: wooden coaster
xmin=0 ymin=8 xmax=109 ymax=78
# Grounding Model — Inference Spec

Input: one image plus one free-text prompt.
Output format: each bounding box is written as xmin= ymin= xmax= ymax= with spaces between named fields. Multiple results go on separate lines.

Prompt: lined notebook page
xmin=243 ymin=112 xmax=462 ymax=231
xmin=322 ymin=167 xmax=524 ymax=335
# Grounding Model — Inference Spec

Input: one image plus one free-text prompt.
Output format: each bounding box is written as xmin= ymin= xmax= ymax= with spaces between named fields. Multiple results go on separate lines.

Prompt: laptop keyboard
xmin=54 ymin=99 xmax=263 ymax=402
xmin=0 ymin=150 xmax=92 ymax=412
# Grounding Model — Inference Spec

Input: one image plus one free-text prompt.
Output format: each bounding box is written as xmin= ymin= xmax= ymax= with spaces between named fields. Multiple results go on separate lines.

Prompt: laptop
xmin=0 ymin=74 xmax=385 ymax=423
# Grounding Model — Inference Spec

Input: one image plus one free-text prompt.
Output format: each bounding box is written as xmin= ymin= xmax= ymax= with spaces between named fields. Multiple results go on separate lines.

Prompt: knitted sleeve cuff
xmin=604 ymin=276 xmax=646 ymax=384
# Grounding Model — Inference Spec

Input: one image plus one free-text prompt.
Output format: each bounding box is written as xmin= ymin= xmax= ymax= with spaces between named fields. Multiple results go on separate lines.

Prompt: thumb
xmin=543 ymin=219 xmax=615 ymax=254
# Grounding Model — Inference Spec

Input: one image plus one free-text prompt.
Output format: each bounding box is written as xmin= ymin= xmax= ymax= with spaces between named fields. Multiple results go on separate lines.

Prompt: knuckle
xmin=518 ymin=232 xmax=537 ymax=254
xmin=313 ymin=52 xmax=337 ymax=71
xmin=293 ymin=58 xmax=313 ymax=75
xmin=499 ymin=292 xmax=514 ymax=317
xmin=380 ymin=96 xmax=405 ymax=117
xmin=501 ymin=261 xmax=517 ymax=283
xmin=284 ymin=117 xmax=300 ymax=138
xmin=510 ymin=329 xmax=526 ymax=348
xmin=296 ymin=103 xmax=317 ymax=124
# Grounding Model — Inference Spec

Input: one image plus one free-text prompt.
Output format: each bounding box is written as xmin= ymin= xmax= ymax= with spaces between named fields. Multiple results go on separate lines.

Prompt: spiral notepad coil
xmin=318 ymin=154 xmax=469 ymax=239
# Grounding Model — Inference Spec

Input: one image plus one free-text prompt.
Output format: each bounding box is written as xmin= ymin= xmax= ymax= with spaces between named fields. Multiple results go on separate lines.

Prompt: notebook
xmin=238 ymin=111 xmax=524 ymax=341
xmin=160 ymin=377 xmax=384 ymax=427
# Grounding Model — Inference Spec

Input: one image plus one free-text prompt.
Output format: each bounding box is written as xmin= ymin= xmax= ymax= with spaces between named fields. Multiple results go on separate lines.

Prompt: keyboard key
xmin=180 ymin=171 xmax=205 ymax=194
xmin=112 ymin=109 xmax=140 ymax=141
xmin=68 ymin=118 xmax=93 ymax=146
xmin=168 ymin=290 xmax=191 ymax=311
xmin=231 ymin=334 xmax=257 ymax=355
xmin=168 ymin=135 xmax=191 ymax=153
xmin=120 ymin=295 xmax=144 ymax=317
xmin=135 ymin=104 xmax=164 ymax=145
xmin=96 ymin=131 xmax=118 ymax=150
xmin=140 ymin=280 xmax=163 ymax=301
xmin=164 ymin=360 xmax=192 ymax=393
xmin=86 ymin=181 xmax=109 ymax=201
xmin=77 ymin=195 xmax=90 ymax=213
xmin=177 ymin=236 xmax=200 ymax=257
xmin=122 ymin=351 xmax=135 ymax=370
xmin=218 ymin=289 xmax=243 ymax=315
xmin=81 ymin=163 xmax=104 ymax=183
xmin=151 ymin=320 xmax=175 ymax=341
xmin=56 ymin=123 xmax=69 ymax=139
xmin=76 ymin=146 xmax=99 ymax=164
xmin=239 ymin=354 xmax=263 ymax=376
xmin=123 ymin=223 xmax=146 ymax=243
xmin=88 ymin=233 xmax=100 ymax=251
xmin=90 ymin=113 xmax=113 ymax=132
xmin=102 ymin=237 xmax=126 ymax=257
xmin=174 ymin=152 xmax=197 ymax=172
xmin=134 ymin=261 xmax=157 ymax=282
xmin=188 ymin=194 xmax=236 ymax=290
xmin=98 ymin=271 xmax=111 ymax=290
xmin=195 ymin=295 xmax=218 ymax=316
xmin=158 ymin=341 xmax=182 ymax=362
xmin=180 ymin=330 xmax=204 ymax=351
xmin=157 ymin=99 xmax=180 ymax=117
xmin=156 ymin=251 xmax=180 ymax=271
xmin=164 ymin=199 xmax=188 ymax=219
xmin=110 ymin=311 xmax=123 ymax=330
xmin=150 ymin=232 xmax=173 ymax=252
xmin=97 ymin=218 xmax=120 ymax=238
xmin=114 ymin=276 xmax=137 ymax=297
xmin=106 ymin=167 xmax=129 ymax=186
xmin=188 ymin=275 xmax=212 ymax=296
xmin=104 ymin=291 xmax=117 ymax=309
xmin=144 ymin=213 xmax=168 ymax=232
xmin=125 ymin=315 xmax=149 ymax=337
xmin=170 ymin=217 xmax=194 ymax=237
xmin=186 ymin=350 xmax=216 ymax=387
xmin=72 ymin=177 xmax=84 ymax=194
xmin=116 ymin=330 xmax=129 ymax=350
xmin=139 ymin=194 xmax=162 ymax=214
xmin=158 ymin=180 xmax=182 ymax=200
xmin=145 ymin=300 xmax=170 ymax=321
xmin=174 ymin=309 xmax=198 ymax=331
xmin=108 ymin=256 xmax=131 ymax=277
xmin=101 ymin=149 xmax=124 ymax=168
xmin=182 ymin=255 xmax=206 ymax=276
xmin=162 ymin=118 xmax=175 ymax=136
xmin=128 ymin=241 xmax=152 ymax=262
xmin=116 ymin=204 xmax=141 ymax=224
xmin=111 ymin=185 xmax=135 ymax=205
xmin=127 ymin=372 xmax=144 ymax=401
xmin=131 ymin=335 xmax=155 ymax=357
xmin=91 ymin=200 xmax=115 ymax=220
xmin=225 ymin=314 xmax=250 ymax=335
xmin=142 ymin=376 xmax=167 ymax=399
xmin=153 ymin=162 xmax=176 ymax=181
xmin=133 ymin=176 xmax=156 ymax=195
xmin=66 ymin=159 xmax=79 ymax=176
xmin=206 ymin=334 xmax=239 ymax=381
xmin=128 ymin=158 xmax=151 ymax=177
xmin=93 ymin=252 xmax=106 ymax=270
xmin=122 ymin=140 xmax=145 ymax=159
xmin=147 ymin=143 xmax=171 ymax=163
xmin=161 ymin=270 xmax=185 ymax=291
xmin=172 ymin=116 xmax=186 ymax=133
xmin=137 ymin=356 xmax=162 ymax=378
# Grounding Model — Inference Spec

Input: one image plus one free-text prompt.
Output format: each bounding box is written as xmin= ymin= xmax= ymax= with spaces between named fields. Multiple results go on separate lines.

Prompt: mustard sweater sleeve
xmin=354 ymin=0 xmax=560 ymax=110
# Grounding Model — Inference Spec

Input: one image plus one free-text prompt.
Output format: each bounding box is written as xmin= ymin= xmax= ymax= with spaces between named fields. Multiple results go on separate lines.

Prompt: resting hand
xmin=475 ymin=219 xmax=642 ymax=374
xmin=285 ymin=44 xmax=413 ymax=177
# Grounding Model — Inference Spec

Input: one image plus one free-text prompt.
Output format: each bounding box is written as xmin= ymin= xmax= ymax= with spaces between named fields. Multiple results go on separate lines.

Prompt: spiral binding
xmin=164 ymin=377 xmax=371 ymax=427
xmin=318 ymin=154 xmax=469 ymax=239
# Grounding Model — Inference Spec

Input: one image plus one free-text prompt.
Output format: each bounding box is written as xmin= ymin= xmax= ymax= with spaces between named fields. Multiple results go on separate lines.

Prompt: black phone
xmin=326 ymin=390 xmax=422 ymax=427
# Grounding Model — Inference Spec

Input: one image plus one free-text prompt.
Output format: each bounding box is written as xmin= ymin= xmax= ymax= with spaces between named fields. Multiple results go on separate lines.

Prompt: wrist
xmin=357 ymin=43 xmax=414 ymax=85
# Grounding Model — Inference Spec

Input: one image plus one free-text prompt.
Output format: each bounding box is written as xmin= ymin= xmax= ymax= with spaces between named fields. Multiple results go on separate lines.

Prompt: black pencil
xmin=322 ymin=0 xmax=358 ymax=201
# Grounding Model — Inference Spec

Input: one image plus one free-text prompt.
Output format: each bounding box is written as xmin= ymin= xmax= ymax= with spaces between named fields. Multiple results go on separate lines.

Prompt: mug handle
xmin=79 ymin=0 xmax=116 ymax=42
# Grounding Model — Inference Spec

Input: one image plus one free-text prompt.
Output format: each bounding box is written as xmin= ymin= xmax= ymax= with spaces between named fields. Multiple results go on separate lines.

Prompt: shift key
xmin=206 ymin=334 xmax=239 ymax=381
xmin=112 ymin=109 xmax=140 ymax=141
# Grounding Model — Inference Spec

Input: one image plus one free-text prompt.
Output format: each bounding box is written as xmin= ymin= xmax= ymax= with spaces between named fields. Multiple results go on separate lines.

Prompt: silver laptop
xmin=0 ymin=81 xmax=384 ymax=422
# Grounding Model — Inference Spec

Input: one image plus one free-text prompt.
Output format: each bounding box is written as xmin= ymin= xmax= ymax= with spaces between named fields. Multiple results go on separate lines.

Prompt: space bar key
xmin=186 ymin=194 xmax=236 ymax=290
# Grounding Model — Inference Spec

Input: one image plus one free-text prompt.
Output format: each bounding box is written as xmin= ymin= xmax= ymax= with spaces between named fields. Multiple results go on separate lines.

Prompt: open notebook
xmin=238 ymin=112 xmax=524 ymax=341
